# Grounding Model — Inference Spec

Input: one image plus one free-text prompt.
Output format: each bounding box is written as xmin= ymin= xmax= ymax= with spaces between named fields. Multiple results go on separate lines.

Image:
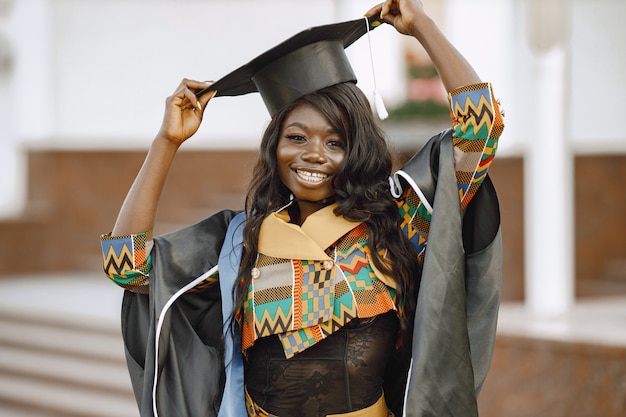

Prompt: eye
xmin=285 ymin=134 xmax=306 ymax=142
xmin=327 ymin=138 xmax=345 ymax=150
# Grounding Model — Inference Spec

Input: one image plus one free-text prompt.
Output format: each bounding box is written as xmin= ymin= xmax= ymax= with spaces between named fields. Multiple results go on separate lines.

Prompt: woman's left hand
xmin=365 ymin=0 xmax=481 ymax=92
xmin=365 ymin=0 xmax=426 ymax=37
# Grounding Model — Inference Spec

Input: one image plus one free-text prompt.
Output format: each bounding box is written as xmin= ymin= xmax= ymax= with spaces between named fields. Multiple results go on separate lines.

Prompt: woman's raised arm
xmin=111 ymin=79 xmax=216 ymax=236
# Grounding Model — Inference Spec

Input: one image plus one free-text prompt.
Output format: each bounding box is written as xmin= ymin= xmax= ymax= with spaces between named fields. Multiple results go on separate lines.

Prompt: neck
xmin=294 ymin=196 xmax=336 ymax=205
xmin=290 ymin=196 xmax=335 ymax=226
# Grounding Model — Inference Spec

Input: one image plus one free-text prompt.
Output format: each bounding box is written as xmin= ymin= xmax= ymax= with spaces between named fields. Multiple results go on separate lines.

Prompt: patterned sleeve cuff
xmin=448 ymin=82 xmax=504 ymax=141
xmin=448 ymin=82 xmax=505 ymax=209
xmin=100 ymin=230 xmax=153 ymax=290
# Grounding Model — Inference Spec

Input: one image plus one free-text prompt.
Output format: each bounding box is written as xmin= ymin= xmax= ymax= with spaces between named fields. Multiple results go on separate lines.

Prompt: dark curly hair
xmin=232 ymin=82 xmax=420 ymax=340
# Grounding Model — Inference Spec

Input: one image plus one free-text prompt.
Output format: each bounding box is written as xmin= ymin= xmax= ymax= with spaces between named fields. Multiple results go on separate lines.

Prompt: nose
xmin=301 ymin=138 xmax=326 ymax=163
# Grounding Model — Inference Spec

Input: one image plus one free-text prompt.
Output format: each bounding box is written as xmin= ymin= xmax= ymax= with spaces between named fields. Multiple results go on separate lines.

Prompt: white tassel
xmin=374 ymin=90 xmax=389 ymax=120
xmin=364 ymin=17 xmax=388 ymax=120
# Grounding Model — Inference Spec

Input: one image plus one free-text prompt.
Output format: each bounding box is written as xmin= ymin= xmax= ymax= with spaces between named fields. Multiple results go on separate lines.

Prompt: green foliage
xmin=387 ymin=100 xmax=450 ymax=120
xmin=407 ymin=65 xmax=439 ymax=79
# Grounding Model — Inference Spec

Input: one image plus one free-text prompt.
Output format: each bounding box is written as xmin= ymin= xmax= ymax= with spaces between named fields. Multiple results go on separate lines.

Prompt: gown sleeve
xmin=99 ymin=211 xmax=242 ymax=292
xmin=391 ymin=82 xmax=505 ymax=260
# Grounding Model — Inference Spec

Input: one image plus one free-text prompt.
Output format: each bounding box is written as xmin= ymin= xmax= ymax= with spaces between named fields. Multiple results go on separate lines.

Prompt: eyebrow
xmin=285 ymin=122 xmax=339 ymax=134
xmin=285 ymin=122 xmax=308 ymax=129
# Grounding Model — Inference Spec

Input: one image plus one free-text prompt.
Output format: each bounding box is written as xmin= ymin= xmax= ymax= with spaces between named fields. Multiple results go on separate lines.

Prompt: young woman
xmin=101 ymin=1 xmax=504 ymax=416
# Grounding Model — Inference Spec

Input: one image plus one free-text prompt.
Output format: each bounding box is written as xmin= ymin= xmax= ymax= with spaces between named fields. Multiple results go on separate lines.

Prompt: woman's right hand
xmin=110 ymin=79 xmax=215 ymax=236
xmin=157 ymin=79 xmax=216 ymax=146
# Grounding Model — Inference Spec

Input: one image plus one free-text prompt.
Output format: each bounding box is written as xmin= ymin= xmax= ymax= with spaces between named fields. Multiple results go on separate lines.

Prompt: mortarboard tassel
xmin=373 ymin=90 xmax=389 ymax=120
xmin=364 ymin=17 xmax=389 ymax=120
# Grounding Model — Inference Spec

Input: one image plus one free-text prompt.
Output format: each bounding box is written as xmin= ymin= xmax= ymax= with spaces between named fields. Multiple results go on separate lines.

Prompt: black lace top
xmin=245 ymin=311 xmax=399 ymax=416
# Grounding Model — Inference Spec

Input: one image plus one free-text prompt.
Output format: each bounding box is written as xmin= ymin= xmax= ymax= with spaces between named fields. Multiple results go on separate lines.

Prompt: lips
xmin=296 ymin=169 xmax=329 ymax=185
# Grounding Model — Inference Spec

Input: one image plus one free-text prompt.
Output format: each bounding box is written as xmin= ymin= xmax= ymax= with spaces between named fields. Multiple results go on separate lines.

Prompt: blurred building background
xmin=0 ymin=0 xmax=624 ymax=416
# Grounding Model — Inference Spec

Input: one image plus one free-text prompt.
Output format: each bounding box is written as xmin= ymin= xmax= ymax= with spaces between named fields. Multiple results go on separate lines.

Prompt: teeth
xmin=297 ymin=170 xmax=328 ymax=182
xmin=298 ymin=170 xmax=327 ymax=179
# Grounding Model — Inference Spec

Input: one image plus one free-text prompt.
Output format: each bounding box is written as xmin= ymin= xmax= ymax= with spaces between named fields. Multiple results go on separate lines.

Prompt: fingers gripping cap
xmin=196 ymin=15 xmax=383 ymax=116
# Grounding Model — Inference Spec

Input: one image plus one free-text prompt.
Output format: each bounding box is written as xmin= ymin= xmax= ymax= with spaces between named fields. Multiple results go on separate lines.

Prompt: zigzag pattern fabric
xmin=100 ymin=231 xmax=152 ymax=290
xmin=449 ymin=82 xmax=504 ymax=210
xmin=242 ymin=223 xmax=397 ymax=359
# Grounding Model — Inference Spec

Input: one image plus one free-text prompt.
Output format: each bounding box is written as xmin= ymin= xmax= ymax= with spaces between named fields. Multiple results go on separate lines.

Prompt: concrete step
xmin=0 ymin=344 xmax=132 ymax=395
xmin=0 ymin=373 xmax=137 ymax=417
xmin=0 ymin=310 xmax=126 ymax=364
xmin=0 ymin=403 xmax=67 ymax=417
xmin=0 ymin=301 xmax=137 ymax=417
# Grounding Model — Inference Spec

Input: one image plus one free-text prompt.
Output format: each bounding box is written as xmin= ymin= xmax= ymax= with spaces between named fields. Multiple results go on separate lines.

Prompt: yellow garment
xmin=258 ymin=204 xmax=360 ymax=260
xmin=258 ymin=204 xmax=396 ymax=288
xmin=245 ymin=388 xmax=393 ymax=417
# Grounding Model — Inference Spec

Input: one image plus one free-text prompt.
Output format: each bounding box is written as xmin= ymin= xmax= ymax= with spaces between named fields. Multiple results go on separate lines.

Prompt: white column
xmin=10 ymin=0 xmax=55 ymax=140
xmin=0 ymin=0 xmax=24 ymax=217
xmin=523 ymin=0 xmax=575 ymax=316
xmin=0 ymin=0 xmax=54 ymax=217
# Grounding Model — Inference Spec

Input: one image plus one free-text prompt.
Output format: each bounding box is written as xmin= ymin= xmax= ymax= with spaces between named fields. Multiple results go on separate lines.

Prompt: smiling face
xmin=276 ymin=103 xmax=346 ymax=208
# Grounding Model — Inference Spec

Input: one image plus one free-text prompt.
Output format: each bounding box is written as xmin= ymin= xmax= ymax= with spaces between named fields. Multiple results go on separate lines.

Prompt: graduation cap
xmin=195 ymin=14 xmax=385 ymax=117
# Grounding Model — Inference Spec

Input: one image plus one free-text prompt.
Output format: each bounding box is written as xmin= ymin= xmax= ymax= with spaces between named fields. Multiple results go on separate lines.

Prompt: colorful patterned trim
xmin=396 ymin=187 xmax=429 ymax=260
xmin=100 ymin=230 xmax=153 ymax=290
xmin=185 ymin=270 xmax=219 ymax=294
xmin=242 ymin=224 xmax=398 ymax=359
xmin=449 ymin=82 xmax=504 ymax=209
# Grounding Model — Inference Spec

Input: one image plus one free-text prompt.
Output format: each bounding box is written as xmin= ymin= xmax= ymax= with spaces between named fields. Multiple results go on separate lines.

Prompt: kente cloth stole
xmin=241 ymin=206 xmax=398 ymax=358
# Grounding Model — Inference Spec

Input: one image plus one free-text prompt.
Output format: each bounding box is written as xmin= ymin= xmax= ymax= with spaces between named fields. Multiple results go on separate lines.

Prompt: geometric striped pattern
xmin=396 ymin=188 xmax=429 ymax=260
xmin=100 ymin=231 xmax=152 ymax=291
xmin=242 ymin=224 xmax=398 ymax=358
xmin=449 ymin=82 xmax=505 ymax=210
xmin=243 ymin=258 xmax=294 ymax=349
xmin=300 ymin=260 xmax=334 ymax=327
xmin=185 ymin=271 xmax=219 ymax=294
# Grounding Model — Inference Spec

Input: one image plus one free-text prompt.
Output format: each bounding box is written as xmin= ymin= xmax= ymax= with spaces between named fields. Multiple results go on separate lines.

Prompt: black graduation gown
xmin=120 ymin=129 xmax=502 ymax=417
